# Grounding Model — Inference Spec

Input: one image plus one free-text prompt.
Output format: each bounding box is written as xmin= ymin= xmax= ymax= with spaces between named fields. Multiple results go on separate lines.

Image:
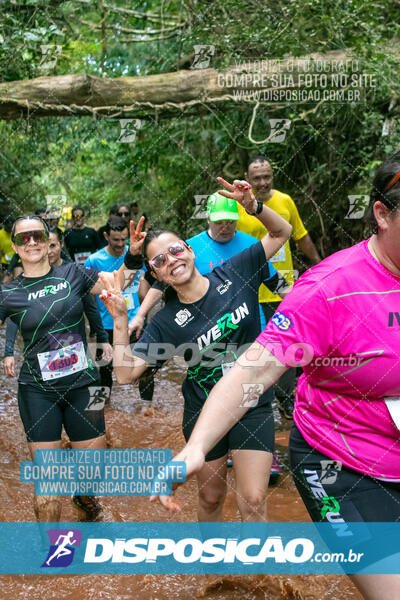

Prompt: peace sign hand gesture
xmin=129 ymin=216 xmax=146 ymax=256
xmin=99 ymin=271 xmax=128 ymax=319
xmin=217 ymin=176 xmax=257 ymax=214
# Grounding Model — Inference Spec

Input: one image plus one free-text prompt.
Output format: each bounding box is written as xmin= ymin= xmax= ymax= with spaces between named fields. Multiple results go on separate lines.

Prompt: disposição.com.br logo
xmin=41 ymin=528 xmax=82 ymax=568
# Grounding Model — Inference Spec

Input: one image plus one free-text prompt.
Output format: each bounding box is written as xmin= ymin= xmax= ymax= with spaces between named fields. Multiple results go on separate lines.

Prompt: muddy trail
xmin=0 ymin=331 xmax=362 ymax=600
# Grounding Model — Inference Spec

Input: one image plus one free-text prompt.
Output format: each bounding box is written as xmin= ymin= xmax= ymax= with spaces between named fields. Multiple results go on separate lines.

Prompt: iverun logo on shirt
xmin=174 ymin=309 xmax=193 ymax=327
xmin=28 ymin=282 xmax=68 ymax=301
xmin=271 ymin=311 xmax=293 ymax=331
xmin=197 ymin=302 xmax=249 ymax=350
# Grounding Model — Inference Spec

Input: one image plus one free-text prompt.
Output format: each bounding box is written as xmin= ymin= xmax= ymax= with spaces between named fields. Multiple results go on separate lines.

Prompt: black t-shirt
xmin=133 ymin=242 xmax=272 ymax=411
xmin=64 ymin=227 xmax=99 ymax=262
xmin=0 ymin=262 xmax=100 ymax=391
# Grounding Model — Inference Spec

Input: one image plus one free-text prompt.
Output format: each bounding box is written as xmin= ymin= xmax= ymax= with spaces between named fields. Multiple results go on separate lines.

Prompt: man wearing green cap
xmin=186 ymin=193 xmax=281 ymax=313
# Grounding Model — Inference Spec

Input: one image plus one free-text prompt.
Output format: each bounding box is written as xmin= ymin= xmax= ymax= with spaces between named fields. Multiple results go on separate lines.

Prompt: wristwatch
xmin=246 ymin=200 xmax=264 ymax=216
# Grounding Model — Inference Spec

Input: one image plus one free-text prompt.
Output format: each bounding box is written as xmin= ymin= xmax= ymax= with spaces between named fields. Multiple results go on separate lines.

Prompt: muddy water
xmin=0 ymin=332 xmax=362 ymax=599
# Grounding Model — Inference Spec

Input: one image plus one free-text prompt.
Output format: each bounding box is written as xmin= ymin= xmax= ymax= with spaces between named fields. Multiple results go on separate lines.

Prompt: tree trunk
xmin=0 ymin=49 xmax=379 ymax=120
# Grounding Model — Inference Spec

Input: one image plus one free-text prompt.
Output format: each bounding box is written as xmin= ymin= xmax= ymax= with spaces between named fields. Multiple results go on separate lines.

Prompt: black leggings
xmin=18 ymin=383 xmax=106 ymax=442
xmin=290 ymin=425 xmax=400 ymax=523
xmin=290 ymin=425 xmax=400 ymax=566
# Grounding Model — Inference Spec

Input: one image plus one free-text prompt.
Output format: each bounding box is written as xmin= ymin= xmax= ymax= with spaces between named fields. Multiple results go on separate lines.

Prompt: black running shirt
xmin=0 ymin=262 xmax=100 ymax=391
xmin=132 ymin=242 xmax=272 ymax=411
xmin=64 ymin=227 xmax=99 ymax=263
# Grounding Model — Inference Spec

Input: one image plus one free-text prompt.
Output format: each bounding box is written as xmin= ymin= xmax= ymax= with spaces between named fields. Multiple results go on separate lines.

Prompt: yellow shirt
xmin=236 ymin=189 xmax=308 ymax=302
xmin=0 ymin=229 xmax=14 ymax=265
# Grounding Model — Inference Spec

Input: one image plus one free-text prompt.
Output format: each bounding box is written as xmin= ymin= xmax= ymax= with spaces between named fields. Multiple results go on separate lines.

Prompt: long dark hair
xmin=368 ymin=151 xmax=400 ymax=234
xmin=143 ymin=229 xmax=183 ymax=303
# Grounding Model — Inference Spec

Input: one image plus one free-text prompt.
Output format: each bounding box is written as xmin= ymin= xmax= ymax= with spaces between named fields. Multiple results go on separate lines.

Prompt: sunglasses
xmin=13 ymin=230 xmax=49 ymax=246
xmin=148 ymin=242 xmax=188 ymax=270
xmin=118 ymin=211 xmax=130 ymax=217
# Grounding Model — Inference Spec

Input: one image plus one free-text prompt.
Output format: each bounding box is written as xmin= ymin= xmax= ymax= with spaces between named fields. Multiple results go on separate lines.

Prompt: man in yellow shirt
xmin=0 ymin=216 xmax=15 ymax=280
xmin=237 ymin=155 xmax=321 ymax=417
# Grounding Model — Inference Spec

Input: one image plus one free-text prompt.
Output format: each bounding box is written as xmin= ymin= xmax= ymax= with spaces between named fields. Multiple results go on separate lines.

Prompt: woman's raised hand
xmin=217 ymin=176 xmax=257 ymax=214
xmin=129 ymin=216 xmax=146 ymax=256
xmin=99 ymin=271 xmax=128 ymax=319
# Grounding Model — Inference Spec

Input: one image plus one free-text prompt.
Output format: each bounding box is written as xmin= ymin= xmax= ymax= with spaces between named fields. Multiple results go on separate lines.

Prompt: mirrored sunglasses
xmin=149 ymin=242 xmax=188 ymax=269
xmin=13 ymin=230 xmax=49 ymax=246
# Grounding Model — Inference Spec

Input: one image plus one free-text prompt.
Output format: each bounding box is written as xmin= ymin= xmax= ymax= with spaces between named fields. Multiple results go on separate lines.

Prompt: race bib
xmin=270 ymin=245 xmax=286 ymax=263
xmin=123 ymin=292 xmax=135 ymax=311
xmin=37 ymin=342 xmax=88 ymax=381
xmin=75 ymin=252 xmax=91 ymax=264
xmin=221 ymin=362 xmax=235 ymax=376
xmin=384 ymin=397 xmax=400 ymax=430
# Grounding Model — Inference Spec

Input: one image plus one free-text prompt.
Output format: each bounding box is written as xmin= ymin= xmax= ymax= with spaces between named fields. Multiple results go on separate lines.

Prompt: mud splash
xmin=0 ymin=329 xmax=362 ymax=599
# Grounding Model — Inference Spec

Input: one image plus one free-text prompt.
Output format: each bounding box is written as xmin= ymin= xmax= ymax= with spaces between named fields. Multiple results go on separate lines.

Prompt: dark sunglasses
xmin=13 ymin=230 xmax=49 ymax=246
xmin=118 ymin=211 xmax=130 ymax=217
xmin=148 ymin=242 xmax=189 ymax=270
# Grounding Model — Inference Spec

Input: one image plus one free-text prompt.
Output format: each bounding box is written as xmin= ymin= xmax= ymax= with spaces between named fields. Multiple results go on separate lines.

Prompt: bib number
xmin=37 ymin=342 xmax=88 ymax=381
xmin=74 ymin=252 xmax=90 ymax=264
xmin=123 ymin=292 xmax=135 ymax=311
xmin=270 ymin=245 xmax=286 ymax=263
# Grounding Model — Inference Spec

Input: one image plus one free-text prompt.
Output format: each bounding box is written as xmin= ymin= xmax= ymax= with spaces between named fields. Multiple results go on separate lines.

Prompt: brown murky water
xmin=0 ymin=331 xmax=362 ymax=599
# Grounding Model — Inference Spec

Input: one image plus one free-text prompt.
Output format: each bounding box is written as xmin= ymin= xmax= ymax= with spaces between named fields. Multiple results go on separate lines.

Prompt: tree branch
xmin=0 ymin=50 xmax=386 ymax=120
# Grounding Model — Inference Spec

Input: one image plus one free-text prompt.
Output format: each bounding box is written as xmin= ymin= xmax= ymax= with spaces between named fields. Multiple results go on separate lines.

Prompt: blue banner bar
xmin=0 ymin=523 xmax=398 ymax=574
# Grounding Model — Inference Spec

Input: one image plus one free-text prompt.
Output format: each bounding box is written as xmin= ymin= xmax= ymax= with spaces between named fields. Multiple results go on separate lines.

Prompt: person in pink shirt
xmin=151 ymin=152 xmax=400 ymax=600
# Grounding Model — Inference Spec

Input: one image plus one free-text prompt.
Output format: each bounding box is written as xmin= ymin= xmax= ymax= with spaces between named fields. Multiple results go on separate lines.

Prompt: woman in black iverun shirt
xmin=0 ymin=215 xmax=142 ymax=522
xmin=100 ymin=178 xmax=292 ymax=522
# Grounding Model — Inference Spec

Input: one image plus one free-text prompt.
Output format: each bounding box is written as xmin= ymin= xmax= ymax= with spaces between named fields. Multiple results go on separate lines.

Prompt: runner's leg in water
xmin=232 ymin=450 xmax=272 ymax=521
xmin=195 ymin=455 xmax=228 ymax=521
xmin=70 ymin=434 xmax=107 ymax=520
xmin=28 ymin=440 xmax=63 ymax=521
xmin=20 ymin=383 xmax=107 ymax=521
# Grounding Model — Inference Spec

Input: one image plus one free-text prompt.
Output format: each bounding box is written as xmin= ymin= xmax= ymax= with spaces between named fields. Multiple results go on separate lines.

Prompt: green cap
xmin=207 ymin=192 xmax=239 ymax=222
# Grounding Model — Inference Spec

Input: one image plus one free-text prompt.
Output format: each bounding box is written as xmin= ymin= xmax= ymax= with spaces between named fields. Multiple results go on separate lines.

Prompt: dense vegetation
xmin=0 ymin=0 xmax=399 ymax=264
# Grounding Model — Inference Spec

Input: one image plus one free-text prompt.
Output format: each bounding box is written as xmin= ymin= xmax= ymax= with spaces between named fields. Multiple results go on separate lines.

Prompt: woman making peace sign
xmin=100 ymin=178 xmax=292 ymax=521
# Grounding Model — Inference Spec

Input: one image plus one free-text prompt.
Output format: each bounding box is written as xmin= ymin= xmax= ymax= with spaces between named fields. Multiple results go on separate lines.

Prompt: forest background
xmin=1 ymin=0 xmax=400 ymax=264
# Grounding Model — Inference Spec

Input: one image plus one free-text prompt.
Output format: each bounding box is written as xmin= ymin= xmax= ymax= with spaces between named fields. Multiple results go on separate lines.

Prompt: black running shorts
xmin=18 ymin=383 xmax=106 ymax=442
xmin=290 ymin=425 xmax=400 ymax=523
xmin=183 ymin=403 xmax=274 ymax=462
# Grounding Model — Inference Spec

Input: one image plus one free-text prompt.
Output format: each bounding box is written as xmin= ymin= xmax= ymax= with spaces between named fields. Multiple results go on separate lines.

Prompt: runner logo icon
xmin=86 ymin=386 xmax=110 ymax=410
xmin=42 ymin=529 xmax=82 ymax=568
xmin=240 ymin=383 xmax=264 ymax=407
xmin=319 ymin=460 xmax=342 ymax=485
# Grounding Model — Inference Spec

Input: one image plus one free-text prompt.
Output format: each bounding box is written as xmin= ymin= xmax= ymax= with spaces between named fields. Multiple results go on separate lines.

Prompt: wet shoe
xmin=72 ymin=495 xmax=102 ymax=521
xmin=269 ymin=454 xmax=281 ymax=485
xmin=227 ymin=451 xmax=233 ymax=468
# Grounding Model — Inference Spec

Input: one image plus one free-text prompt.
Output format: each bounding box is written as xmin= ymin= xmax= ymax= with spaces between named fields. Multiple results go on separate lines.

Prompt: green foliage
xmin=0 ymin=0 xmax=399 ymax=260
